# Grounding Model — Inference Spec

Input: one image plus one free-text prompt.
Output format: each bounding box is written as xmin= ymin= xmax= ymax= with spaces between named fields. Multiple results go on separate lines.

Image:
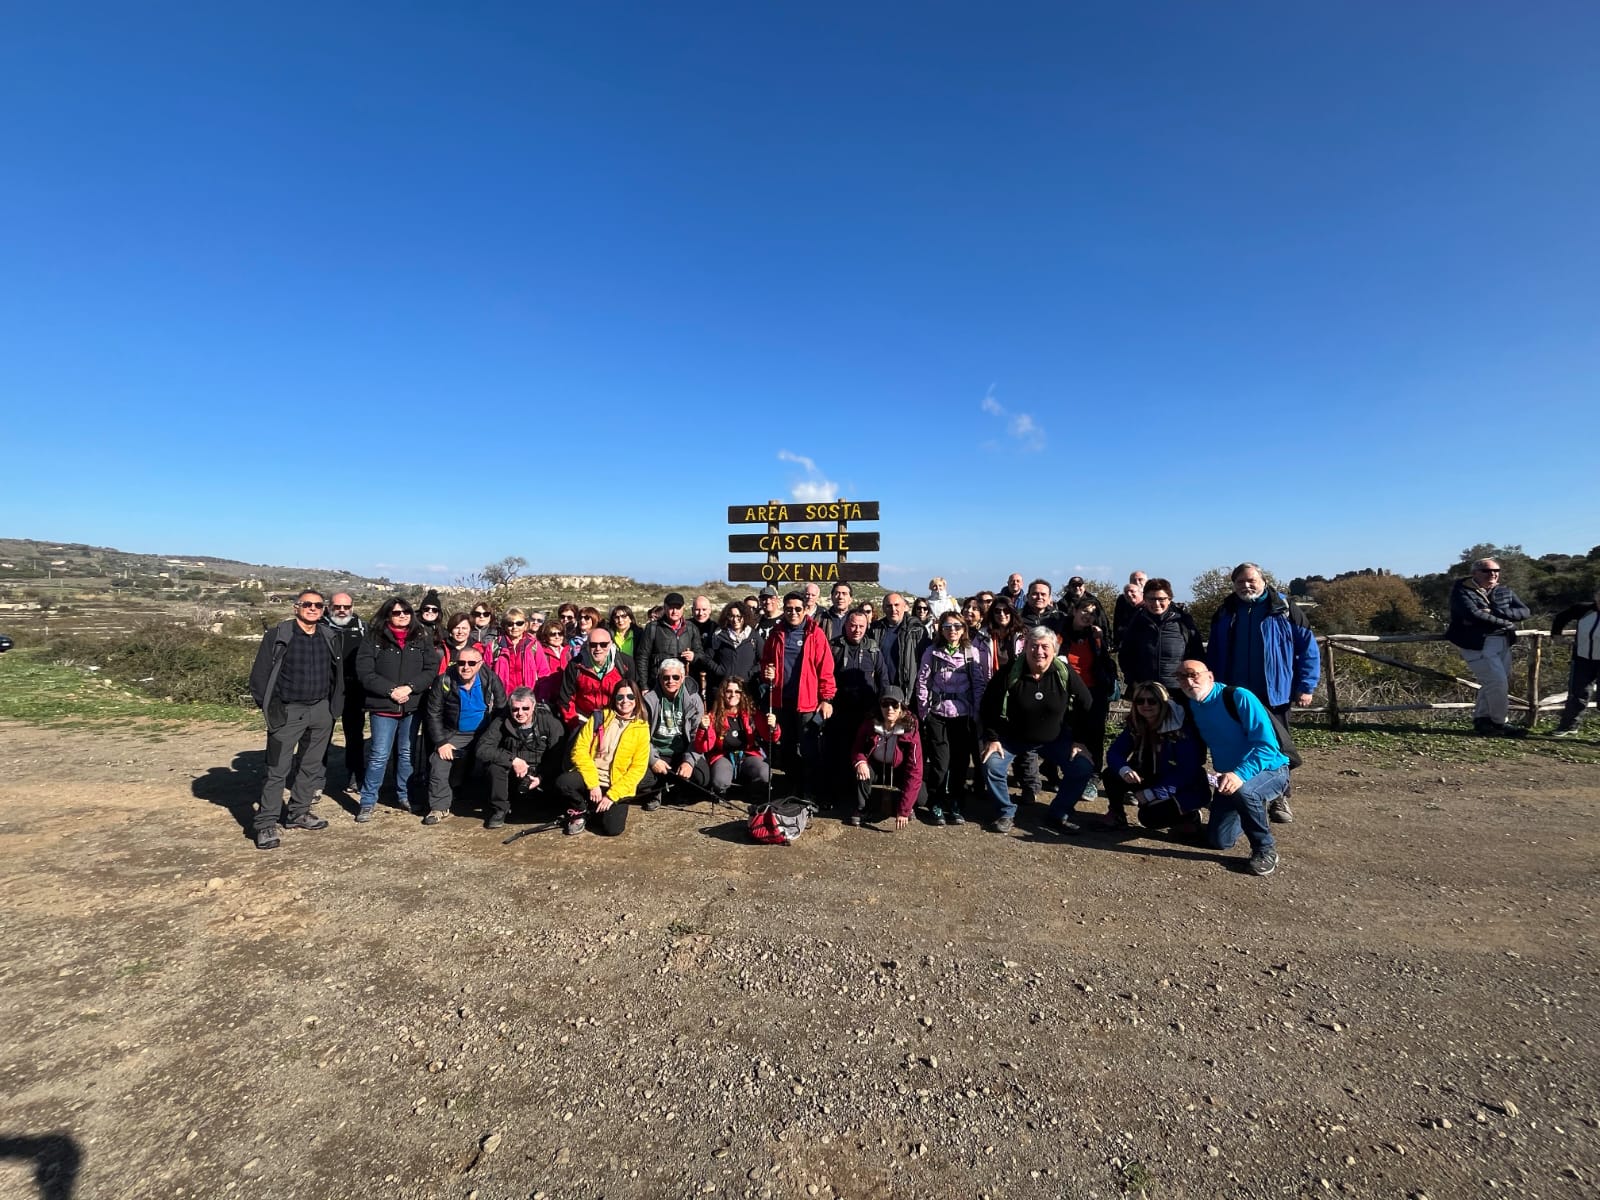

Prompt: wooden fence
xmin=1302 ymin=630 xmax=1581 ymax=729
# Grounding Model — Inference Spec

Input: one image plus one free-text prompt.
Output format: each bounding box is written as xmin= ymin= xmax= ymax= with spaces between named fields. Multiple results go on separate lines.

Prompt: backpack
xmin=748 ymin=799 xmax=814 ymax=844
xmin=1220 ymin=685 xmax=1302 ymax=770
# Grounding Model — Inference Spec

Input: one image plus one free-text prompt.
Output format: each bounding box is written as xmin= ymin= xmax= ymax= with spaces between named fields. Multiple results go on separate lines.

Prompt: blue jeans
xmin=984 ymin=736 xmax=1096 ymax=822
xmin=1205 ymin=765 xmax=1288 ymax=855
xmin=360 ymin=713 xmax=415 ymax=810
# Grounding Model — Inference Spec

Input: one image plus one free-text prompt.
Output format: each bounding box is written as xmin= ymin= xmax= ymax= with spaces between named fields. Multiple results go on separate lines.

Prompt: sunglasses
xmin=589 ymin=639 xmax=612 ymax=648
xmin=331 ymin=603 xmax=352 ymax=612
xmin=940 ymin=622 xmax=963 ymax=630
xmin=458 ymin=660 xmax=483 ymax=667
xmin=783 ymin=606 xmax=805 ymax=613
xmin=510 ymin=705 xmax=535 ymax=712
xmin=421 ymin=606 xmax=440 ymax=614
xmin=299 ymin=600 xmax=325 ymax=609
xmin=613 ymin=693 xmax=636 ymax=703
xmin=880 ymin=700 xmax=902 ymax=709
xmin=392 ymin=608 xmax=413 ymax=617
xmin=506 ymin=620 xmax=526 ymax=627
xmin=472 ymin=610 xmax=491 ymax=618
xmin=1134 ymin=697 xmax=1161 ymax=706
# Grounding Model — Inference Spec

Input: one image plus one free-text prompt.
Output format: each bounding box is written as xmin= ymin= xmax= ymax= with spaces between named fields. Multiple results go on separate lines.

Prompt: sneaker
xmin=355 ymin=805 xmax=376 ymax=824
xmin=564 ymin=814 xmax=585 ymax=836
xmin=1056 ymin=817 xmax=1082 ymax=835
xmin=422 ymin=811 xmax=444 ymax=826
xmin=844 ymin=812 xmax=862 ymax=827
xmin=931 ymin=811 xmax=947 ymax=827
xmin=991 ymin=817 xmax=1015 ymax=834
xmin=484 ymin=814 xmax=506 ymax=830
xmin=948 ymin=810 xmax=966 ymax=826
xmin=285 ymin=813 xmax=328 ymax=831
xmin=1551 ymin=726 xmax=1578 ymax=739
xmin=642 ymin=797 xmax=662 ymax=812
xmin=255 ymin=828 xmax=280 ymax=850
xmin=1248 ymin=847 xmax=1279 ymax=876
xmin=1080 ymin=781 xmax=1099 ymax=803
xmin=1267 ymin=796 xmax=1295 ymax=824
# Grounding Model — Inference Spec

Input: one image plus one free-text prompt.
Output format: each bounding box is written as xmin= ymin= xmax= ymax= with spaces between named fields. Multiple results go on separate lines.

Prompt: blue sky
xmin=2 ymin=3 xmax=1594 ymax=596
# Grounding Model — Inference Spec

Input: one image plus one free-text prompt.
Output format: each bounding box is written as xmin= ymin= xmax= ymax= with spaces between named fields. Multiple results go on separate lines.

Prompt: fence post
xmin=1324 ymin=638 xmax=1342 ymax=729
xmin=1525 ymin=634 xmax=1542 ymax=729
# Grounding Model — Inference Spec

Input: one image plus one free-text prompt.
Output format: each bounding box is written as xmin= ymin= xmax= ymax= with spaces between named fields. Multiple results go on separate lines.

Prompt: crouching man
xmin=638 ymin=660 xmax=705 ymax=811
xmin=1174 ymin=660 xmax=1289 ymax=877
xmin=478 ymin=686 xmax=565 ymax=829
xmin=422 ymin=649 xmax=505 ymax=826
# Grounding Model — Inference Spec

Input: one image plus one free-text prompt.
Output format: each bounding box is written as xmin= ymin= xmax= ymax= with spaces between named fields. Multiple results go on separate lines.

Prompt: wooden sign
xmin=726 ymin=497 xmax=881 ymax=586
xmin=727 ymin=532 xmax=879 ymax=554
xmin=727 ymin=501 xmax=880 ymax=524
xmin=727 ymin=562 xmax=880 ymax=584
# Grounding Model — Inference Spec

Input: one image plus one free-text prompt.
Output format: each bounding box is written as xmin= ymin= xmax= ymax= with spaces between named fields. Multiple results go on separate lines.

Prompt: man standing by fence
xmin=249 ymin=590 xmax=343 ymax=849
xmin=1446 ymin=558 xmax=1530 ymax=737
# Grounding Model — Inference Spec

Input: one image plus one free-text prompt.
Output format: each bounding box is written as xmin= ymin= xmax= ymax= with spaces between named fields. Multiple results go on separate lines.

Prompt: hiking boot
xmin=845 ymin=812 xmax=862 ymax=827
xmin=931 ymin=811 xmax=947 ymax=827
xmin=1108 ymin=804 xmax=1130 ymax=829
xmin=1248 ymin=847 xmax=1279 ymax=876
xmin=285 ymin=813 xmax=328 ymax=831
xmin=354 ymin=805 xmax=376 ymax=824
xmin=421 ymin=811 xmax=444 ymax=826
xmin=484 ymin=814 xmax=506 ymax=830
xmin=1498 ymin=723 xmax=1527 ymax=738
xmin=642 ymin=796 xmax=662 ymax=812
xmin=991 ymin=817 xmax=1015 ymax=834
xmin=1267 ymin=795 xmax=1295 ymax=824
xmin=255 ymin=827 xmax=280 ymax=850
xmin=1472 ymin=718 xmax=1500 ymax=737
xmin=948 ymin=810 xmax=966 ymax=826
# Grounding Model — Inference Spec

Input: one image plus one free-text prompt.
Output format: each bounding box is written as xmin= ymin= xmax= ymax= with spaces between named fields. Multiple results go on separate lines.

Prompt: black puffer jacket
xmin=831 ymin=635 xmax=886 ymax=706
xmin=424 ymin=669 xmax=508 ymax=746
xmin=634 ymin=619 xmax=705 ymax=690
xmin=706 ymin=626 xmax=762 ymax=689
xmin=869 ymin=616 xmax=929 ymax=692
xmin=355 ymin=626 xmax=441 ymax=714
xmin=1115 ymin=605 xmax=1203 ymax=690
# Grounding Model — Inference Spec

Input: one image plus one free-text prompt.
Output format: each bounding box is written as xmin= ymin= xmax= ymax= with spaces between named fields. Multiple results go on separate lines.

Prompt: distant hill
xmin=0 ymin=537 xmax=397 ymax=593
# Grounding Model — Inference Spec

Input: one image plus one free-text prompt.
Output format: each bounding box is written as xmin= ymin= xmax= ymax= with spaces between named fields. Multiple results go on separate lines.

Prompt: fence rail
xmin=1301 ymin=629 xmax=1580 ymax=729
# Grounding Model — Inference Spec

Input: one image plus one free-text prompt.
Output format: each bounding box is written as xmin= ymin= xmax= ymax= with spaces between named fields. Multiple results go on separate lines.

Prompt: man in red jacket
xmin=761 ymin=591 xmax=837 ymax=804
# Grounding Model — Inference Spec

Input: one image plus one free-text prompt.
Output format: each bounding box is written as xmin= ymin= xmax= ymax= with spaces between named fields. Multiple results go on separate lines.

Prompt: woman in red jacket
xmin=849 ymin=686 xmax=925 ymax=829
xmin=692 ymin=677 xmax=771 ymax=796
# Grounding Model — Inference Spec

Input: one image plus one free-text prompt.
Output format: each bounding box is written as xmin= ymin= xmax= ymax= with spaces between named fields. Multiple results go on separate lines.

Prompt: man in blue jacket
xmin=1176 ymin=660 xmax=1289 ymax=877
xmin=1206 ymin=562 xmax=1319 ymax=823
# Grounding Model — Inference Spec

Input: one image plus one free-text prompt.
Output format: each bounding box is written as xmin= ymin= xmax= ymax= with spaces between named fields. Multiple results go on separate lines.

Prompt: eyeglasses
xmin=299 ymin=600 xmax=325 ymax=609
xmin=510 ymin=705 xmax=534 ymax=713
xmin=661 ymin=674 xmax=684 ymax=682
xmin=613 ymin=693 xmax=637 ymax=703
xmin=331 ymin=603 xmax=352 ymax=612
xmin=940 ymin=622 xmax=963 ymax=630
xmin=1146 ymin=595 xmax=1172 ymax=603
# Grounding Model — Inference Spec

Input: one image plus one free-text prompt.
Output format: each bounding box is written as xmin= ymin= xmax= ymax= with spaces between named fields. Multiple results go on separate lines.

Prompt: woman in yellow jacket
xmin=551 ymin=683 xmax=649 ymax=835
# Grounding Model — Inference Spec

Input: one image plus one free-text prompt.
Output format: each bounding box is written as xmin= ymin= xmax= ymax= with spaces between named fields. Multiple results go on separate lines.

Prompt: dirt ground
xmin=0 ymin=719 xmax=1596 ymax=1200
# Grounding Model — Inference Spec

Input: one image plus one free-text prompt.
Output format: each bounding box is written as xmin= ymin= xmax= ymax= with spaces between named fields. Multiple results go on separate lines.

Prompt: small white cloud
xmin=980 ymin=386 xmax=1047 ymax=452
xmin=777 ymin=449 xmax=838 ymax=504
xmin=980 ymin=394 xmax=1003 ymax=417
xmin=424 ymin=564 xmax=450 ymax=574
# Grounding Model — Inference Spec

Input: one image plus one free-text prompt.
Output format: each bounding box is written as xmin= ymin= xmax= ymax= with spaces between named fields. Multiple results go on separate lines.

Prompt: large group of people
xmin=248 ymin=564 xmax=1348 ymax=878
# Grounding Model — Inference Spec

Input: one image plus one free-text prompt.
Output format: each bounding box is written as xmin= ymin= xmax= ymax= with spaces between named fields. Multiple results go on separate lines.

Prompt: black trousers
xmin=426 ymin=732 xmax=481 ymax=813
xmin=921 ymin=712 xmax=974 ymax=813
xmin=774 ymin=709 xmax=825 ymax=802
xmin=485 ymin=764 xmax=549 ymax=820
xmin=260 ymin=701 xmax=332 ymax=833
xmin=551 ymin=770 xmax=629 ymax=836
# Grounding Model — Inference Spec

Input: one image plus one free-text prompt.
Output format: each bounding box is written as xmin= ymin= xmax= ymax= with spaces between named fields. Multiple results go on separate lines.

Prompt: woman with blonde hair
xmin=1104 ymin=680 xmax=1209 ymax=832
xmin=490 ymin=607 xmax=540 ymax=694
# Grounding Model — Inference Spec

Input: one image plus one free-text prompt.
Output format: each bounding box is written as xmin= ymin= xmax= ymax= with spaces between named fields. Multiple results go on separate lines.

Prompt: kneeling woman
xmin=692 ymin=677 xmax=771 ymax=795
xmin=552 ymin=684 xmax=649 ymax=836
xmin=1105 ymin=681 xmax=1210 ymax=833
xmin=848 ymin=687 xmax=926 ymax=829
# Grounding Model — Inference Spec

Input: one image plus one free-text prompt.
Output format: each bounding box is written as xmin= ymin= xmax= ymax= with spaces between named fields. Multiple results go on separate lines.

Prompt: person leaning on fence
xmin=552 ymin=684 xmax=649 ymax=836
xmin=1551 ymin=586 xmax=1600 ymax=737
xmin=1174 ymin=660 xmax=1289 ymax=877
xmin=248 ymin=589 xmax=343 ymax=850
xmin=1106 ymin=681 xmax=1209 ymax=835
xmin=761 ymin=591 xmax=837 ymax=804
xmin=1205 ymin=562 xmax=1319 ymax=822
xmin=848 ymin=686 xmax=925 ymax=828
xmin=977 ymin=625 xmax=1097 ymax=835
xmin=421 ymin=647 xmax=505 ymax=826
xmin=478 ymin=686 xmax=565 ymax=829
xmin=637 ymin=659 xmax=705 ymax=811
xmin=1445 ymin=558 xmax=1531 ymax=738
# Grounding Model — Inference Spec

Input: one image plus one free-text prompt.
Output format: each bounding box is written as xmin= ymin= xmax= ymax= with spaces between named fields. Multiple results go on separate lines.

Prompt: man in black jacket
xmin=1445 ymin=558 xmax=1530 ymax=737
xmin=827 ymin=610 xmax=885 ymax=794
xmin=248 ymin=590 xmax=344 ymax=850
xmin=635 ymin=592 xmax=705 ymax=695
xmin=321 ymin=592 xmax=367 ymax=781
xmin=478 ymin=687 xmax=566 ymax=828
xmin=870 ymin=592 xmax=929 ymax=693
xmin=421 ymin=649 xmax=506 ymax=824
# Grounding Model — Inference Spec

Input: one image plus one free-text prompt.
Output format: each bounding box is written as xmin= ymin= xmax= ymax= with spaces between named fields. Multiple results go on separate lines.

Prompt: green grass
xmin=1295 ymin=720 xmax=1600 ymax=767
xmin=0 ymin=651 xmax=256 ymax=728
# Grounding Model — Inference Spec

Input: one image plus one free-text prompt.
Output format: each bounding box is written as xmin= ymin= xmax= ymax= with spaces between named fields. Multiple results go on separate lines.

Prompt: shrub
xmin=50 ymin=621 xmax=256 ymax=707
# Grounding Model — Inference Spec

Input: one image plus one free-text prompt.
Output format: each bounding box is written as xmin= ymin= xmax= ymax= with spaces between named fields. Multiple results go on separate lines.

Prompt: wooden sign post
xmin=726 ymin=499 xmax=881 ymax=585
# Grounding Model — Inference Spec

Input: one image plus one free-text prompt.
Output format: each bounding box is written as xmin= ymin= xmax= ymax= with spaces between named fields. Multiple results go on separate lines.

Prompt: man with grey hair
xmin=321 ymin=591 xmax=368 ymax=782
xmin=638 ymin=659 xmax=705 ymax=810
xmin=248 ymin=589 xmax=344 ymax=849
xmin=802 ymin=582 xmax=822 ymax=622
xmin=1446 ymin=557 xmax=1530 ymax=736
xmin=870 ymin=592 xmax=929 ymax=692
xmin=978 ymin=625 xmax=1097 ymax=834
